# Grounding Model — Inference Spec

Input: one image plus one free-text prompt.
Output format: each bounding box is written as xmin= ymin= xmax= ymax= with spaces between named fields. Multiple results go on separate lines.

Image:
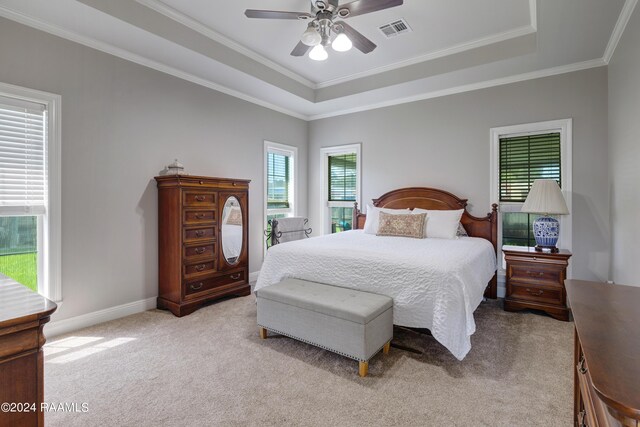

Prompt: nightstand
xmin=503 ymin=247 xmax=572 ymax=321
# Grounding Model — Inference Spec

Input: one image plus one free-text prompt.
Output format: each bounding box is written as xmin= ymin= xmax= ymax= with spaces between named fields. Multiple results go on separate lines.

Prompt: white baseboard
xmin=45 ymin=297 xmax=157 ymax=338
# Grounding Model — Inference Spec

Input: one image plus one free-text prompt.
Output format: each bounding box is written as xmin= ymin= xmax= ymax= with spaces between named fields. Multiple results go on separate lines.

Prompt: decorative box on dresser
xmin=0 ymin=278 xmax=57 ymax=427
xmin=503 ymin=247 xmax=572 ymax=321
xmin=155 ymin=175 xmax=251 ymax=317
xmin=566 ymin=279 xmax=640 ymax=427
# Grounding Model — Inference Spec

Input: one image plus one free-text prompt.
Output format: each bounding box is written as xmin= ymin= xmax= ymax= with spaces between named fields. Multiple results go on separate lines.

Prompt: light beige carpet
xmin=44 ymin=296 xmax=573 ymax=427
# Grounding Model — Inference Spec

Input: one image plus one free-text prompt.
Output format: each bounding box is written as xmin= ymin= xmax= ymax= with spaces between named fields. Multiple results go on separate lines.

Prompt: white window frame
xmin=490 ymin=119 xmax=573 ymax=271
xmin=264 ymin=140 xmax=298 ymax=223
xmin=320 ymin=143 xmax=362 ymax=235
xmin=0 ymin=82 xmax=62 ymax=302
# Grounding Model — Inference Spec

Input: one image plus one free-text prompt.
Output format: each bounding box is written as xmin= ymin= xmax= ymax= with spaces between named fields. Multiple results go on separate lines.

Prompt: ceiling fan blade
xmin=339 ymin=0 xmax=403 ymax=18
xmin=337 ymin=21 xmax=376 ymax=54
xmin=291 ymin=41 xmax=312 ymax=57
xmin=245 ymin=10 xmax=313 ymax=20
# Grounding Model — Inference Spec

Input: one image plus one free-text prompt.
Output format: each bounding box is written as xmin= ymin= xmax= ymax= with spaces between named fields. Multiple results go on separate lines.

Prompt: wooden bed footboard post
xmin=486 ymin=203 xmax=499 ymax=299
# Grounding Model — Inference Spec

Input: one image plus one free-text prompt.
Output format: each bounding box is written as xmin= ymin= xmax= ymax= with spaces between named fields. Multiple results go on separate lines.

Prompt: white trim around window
xmin=0 ymin=81 xmax=62 ymax=302
xmin=319 ymin=143 xmax=362 ymax=235
xmin=490 ymin=119 xmax=573 ymax=271
xmin=264 ymin=140 xmax=298 ymax=222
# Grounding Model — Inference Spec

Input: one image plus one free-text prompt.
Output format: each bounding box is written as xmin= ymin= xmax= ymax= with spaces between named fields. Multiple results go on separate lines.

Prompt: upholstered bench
xmin=256 ymin=278 xmax=393 ymax=377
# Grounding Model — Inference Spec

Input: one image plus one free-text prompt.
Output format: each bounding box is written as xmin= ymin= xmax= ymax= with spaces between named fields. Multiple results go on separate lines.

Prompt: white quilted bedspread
xmin=255 ymin=230 xmax=497 ymax=360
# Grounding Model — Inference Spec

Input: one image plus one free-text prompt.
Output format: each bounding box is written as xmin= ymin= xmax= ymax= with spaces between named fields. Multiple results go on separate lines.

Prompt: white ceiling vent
xmin=378 ymin=18 xmax=412 ymax=38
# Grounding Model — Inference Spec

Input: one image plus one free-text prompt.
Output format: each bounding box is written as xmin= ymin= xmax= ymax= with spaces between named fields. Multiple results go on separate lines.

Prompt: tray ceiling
xmin=0 ymin=0 xmax=632 ymax=119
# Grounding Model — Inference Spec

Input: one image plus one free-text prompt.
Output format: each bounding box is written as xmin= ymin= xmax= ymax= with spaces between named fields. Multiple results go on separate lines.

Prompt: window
xmin=320 ymin=144 xmax=361 ymax=234
xmin=491 ymin=119 xmax=572 ymax=255
xmin=0 ymin=83 xmax=61 ymax=301
xmin=264 ymin=141 xmax=297 ymax=244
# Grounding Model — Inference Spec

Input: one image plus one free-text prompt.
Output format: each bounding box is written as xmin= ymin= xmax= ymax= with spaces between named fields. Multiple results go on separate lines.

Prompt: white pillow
xmin=363 ymin=204 xmax=410 ymax=234
xmin=412 ymin=208 xmax=464 ymax=239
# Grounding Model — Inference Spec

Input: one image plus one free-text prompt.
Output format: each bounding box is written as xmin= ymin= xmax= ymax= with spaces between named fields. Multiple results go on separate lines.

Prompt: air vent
xmin=378 ymin=18 xmax=412 ymax=38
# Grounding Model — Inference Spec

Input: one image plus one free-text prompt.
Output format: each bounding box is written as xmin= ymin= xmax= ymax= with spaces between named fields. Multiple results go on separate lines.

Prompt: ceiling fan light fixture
xmin=332 ymin=32 xmax=352 ymax=52
xmin=309 ymin=44 xmax=328 ymax=61
xmin=301 ymin=25 xmax=322 ymax=46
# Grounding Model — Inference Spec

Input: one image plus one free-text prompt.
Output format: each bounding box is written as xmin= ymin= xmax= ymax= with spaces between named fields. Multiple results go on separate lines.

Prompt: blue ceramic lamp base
xmin=532 ymin=216 xmax=560 ymax=252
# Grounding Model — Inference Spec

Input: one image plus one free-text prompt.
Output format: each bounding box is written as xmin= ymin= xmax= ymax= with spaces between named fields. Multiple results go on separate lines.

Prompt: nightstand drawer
xmin=509 ymin=264 xmax=561 ymax=286
xmin=509 ymin=283 xmax=562 ymax=305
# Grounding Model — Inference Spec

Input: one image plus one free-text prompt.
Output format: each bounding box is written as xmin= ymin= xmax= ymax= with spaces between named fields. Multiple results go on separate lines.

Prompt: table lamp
xmin=521 ymin=179 xmax=569 ymax=252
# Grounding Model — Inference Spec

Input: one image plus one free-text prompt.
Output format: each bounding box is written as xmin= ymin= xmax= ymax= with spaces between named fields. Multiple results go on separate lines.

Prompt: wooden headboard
xmin=353 ymin=187 xmax=498 ymax=299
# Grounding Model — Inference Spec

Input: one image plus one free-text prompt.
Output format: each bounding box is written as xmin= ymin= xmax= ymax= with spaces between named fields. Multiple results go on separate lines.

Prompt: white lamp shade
xmin=521 ymin=179 xmax=569 ymax=215
xmin=309 ymin=44 xmax=328 ymax=61
xmin=332 ymin=33 xmax=352 ymax=52
xmin=301 ymin=26 xmax=322 ymax=46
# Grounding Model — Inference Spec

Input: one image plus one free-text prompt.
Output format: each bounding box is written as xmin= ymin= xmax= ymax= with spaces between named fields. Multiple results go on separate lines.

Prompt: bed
xmin=255 ymin=187 xmax=498 ymax=360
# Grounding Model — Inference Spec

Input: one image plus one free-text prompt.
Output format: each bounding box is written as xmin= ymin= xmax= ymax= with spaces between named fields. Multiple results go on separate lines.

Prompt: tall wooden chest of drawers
xmin=155 ymin=175 xmax=251 ymax=317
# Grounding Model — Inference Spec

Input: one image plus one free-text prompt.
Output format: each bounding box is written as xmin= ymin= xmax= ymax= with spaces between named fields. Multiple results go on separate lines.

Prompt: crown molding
xmin=0 ymin=5 xmax=309 ymax=121
xmin=135 ymin=0 xmax=317 ymax=89
xmin=603 ymin=0 xmax=638 ymax=63
xmin=309 ymin=58 xmax=607 ymax=120
xmin=315 ymin=25 xmax=537 ymax=89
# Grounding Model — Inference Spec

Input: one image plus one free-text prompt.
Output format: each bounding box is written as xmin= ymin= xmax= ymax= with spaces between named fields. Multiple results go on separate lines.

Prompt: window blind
xmin=0 ymin=96 xmax=47 ymax=215
xmin=328 ymin=153 xmax=357 ymax=202
xmin=499 ymin=132 xmax=561 ymax=203
xmin=267 ymin=152 xmax=290 ymax=209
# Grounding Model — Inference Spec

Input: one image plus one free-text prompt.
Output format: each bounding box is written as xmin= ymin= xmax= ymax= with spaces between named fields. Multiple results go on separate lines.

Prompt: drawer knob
xmin=526 ymin=271 xmax=544 ymax=277
xmin=230 ymin=273 xmax=241 ymax=280
xmin=195 ymin=230 xmax=205 ymax=237
xmin=525 ymin=288 xmax=544 ymax=296
xmin=199 ymin=180 xmax=203 ymax=185
xmin=191 ymin=282 xmax=204 ymax=290
xmin=195 ymin=213 xmax=206 ymax=219
xmin=578 ymin=355 xmax=588 ymax=374
xmin=195 ymin=195 xmax=206 ymax=202
xmin=195 ymin=264 xmax=207 ymax=272
xmin=195 ymin=247 xmax=206 ymax=254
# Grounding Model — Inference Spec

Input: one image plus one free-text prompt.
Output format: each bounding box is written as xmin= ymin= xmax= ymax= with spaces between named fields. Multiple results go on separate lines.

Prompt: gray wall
xmin=309 ymin=68 xmax=611 ymax=282
xmin=608 ymin=7 xmax=640 ymax=286
xmin=0 ymin=18 xmax=308 ymax=321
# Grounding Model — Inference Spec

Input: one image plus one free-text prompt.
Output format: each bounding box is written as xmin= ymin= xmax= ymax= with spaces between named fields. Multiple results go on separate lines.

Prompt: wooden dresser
xmin=0 ymin=278 xmax=57 ymax=427
xmin=155 ymin=175 xmax=251 ymax=317
xmin=566 ymin=279 xmax=640 ymax=427
xmin=503 ymin=247 xmax=572 ymax=321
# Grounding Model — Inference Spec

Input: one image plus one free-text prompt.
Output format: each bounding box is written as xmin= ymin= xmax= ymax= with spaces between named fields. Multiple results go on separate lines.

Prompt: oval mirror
xmin=221 ymin=196 xmax=243 ymax=265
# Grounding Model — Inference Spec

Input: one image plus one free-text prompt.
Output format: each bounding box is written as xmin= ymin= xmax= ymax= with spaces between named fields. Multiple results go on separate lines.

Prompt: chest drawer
xmin=509 ymin=283 xmax=562 ymax=305
xmin=184 ymin=243 xmax=215 ymax=260
xmin=509 ymin=263 xmax=561 ymax=286
xmin=183 ymin=210 xmax=216 ymax=224
xmin=184 ymin=260 xmax=216 ymax=277
xmin=184 ymin=270 xmax=246 ymax=296
xmin=183 ymin=191 xmax=216 ymax=207
xmin=183 ymin=226 xmax=216 ymax=243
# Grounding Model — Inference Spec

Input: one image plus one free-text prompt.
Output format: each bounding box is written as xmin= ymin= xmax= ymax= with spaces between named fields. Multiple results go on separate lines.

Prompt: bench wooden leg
xmin=359 ymin=361 xmax=368 ymax=377
xmin=259 ymin=327 xmax=268 ymax=339
xmin=383 ymin=341 xmax=391 ymax=354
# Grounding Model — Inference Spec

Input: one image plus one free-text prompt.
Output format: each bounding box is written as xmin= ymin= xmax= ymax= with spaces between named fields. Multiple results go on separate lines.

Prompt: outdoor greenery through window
xmin=265 ymin=143 xmax=296 ymax=249
xmin=328 ymin=153 xmax=357 ymax=233
xmin=499 ymin=132 xmax=561 ymax=247
xmin=0 ymin=95 xmax=48 ymax=293
xmin=267 ymin=152 xmax=290 ymax=210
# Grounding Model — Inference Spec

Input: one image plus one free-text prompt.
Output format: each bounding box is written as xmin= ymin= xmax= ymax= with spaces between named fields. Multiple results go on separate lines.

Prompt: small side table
xmin=0 ymin=277 xmax=57 ymax=427
xmin=503 ymin=247 xmax=572 ymax=321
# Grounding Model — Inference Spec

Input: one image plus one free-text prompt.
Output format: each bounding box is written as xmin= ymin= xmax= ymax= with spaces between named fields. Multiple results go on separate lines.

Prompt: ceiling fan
xmin=245 ymin=0 xmax=404 ymax=61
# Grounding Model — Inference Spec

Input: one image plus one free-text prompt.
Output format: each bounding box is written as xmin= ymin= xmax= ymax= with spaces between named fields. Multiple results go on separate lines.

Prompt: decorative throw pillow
xmin=456 ymin=223 xmax=469 ymax=237
xmin=225 ymin=208 xmax=242 ymax=225
xmin=412 ymin=208 xmax=464 ymax=239
xmin=376 ymin=212 xmax=426 ymax=239
xmin=363 ymin=205 xmax=410 ymax=234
